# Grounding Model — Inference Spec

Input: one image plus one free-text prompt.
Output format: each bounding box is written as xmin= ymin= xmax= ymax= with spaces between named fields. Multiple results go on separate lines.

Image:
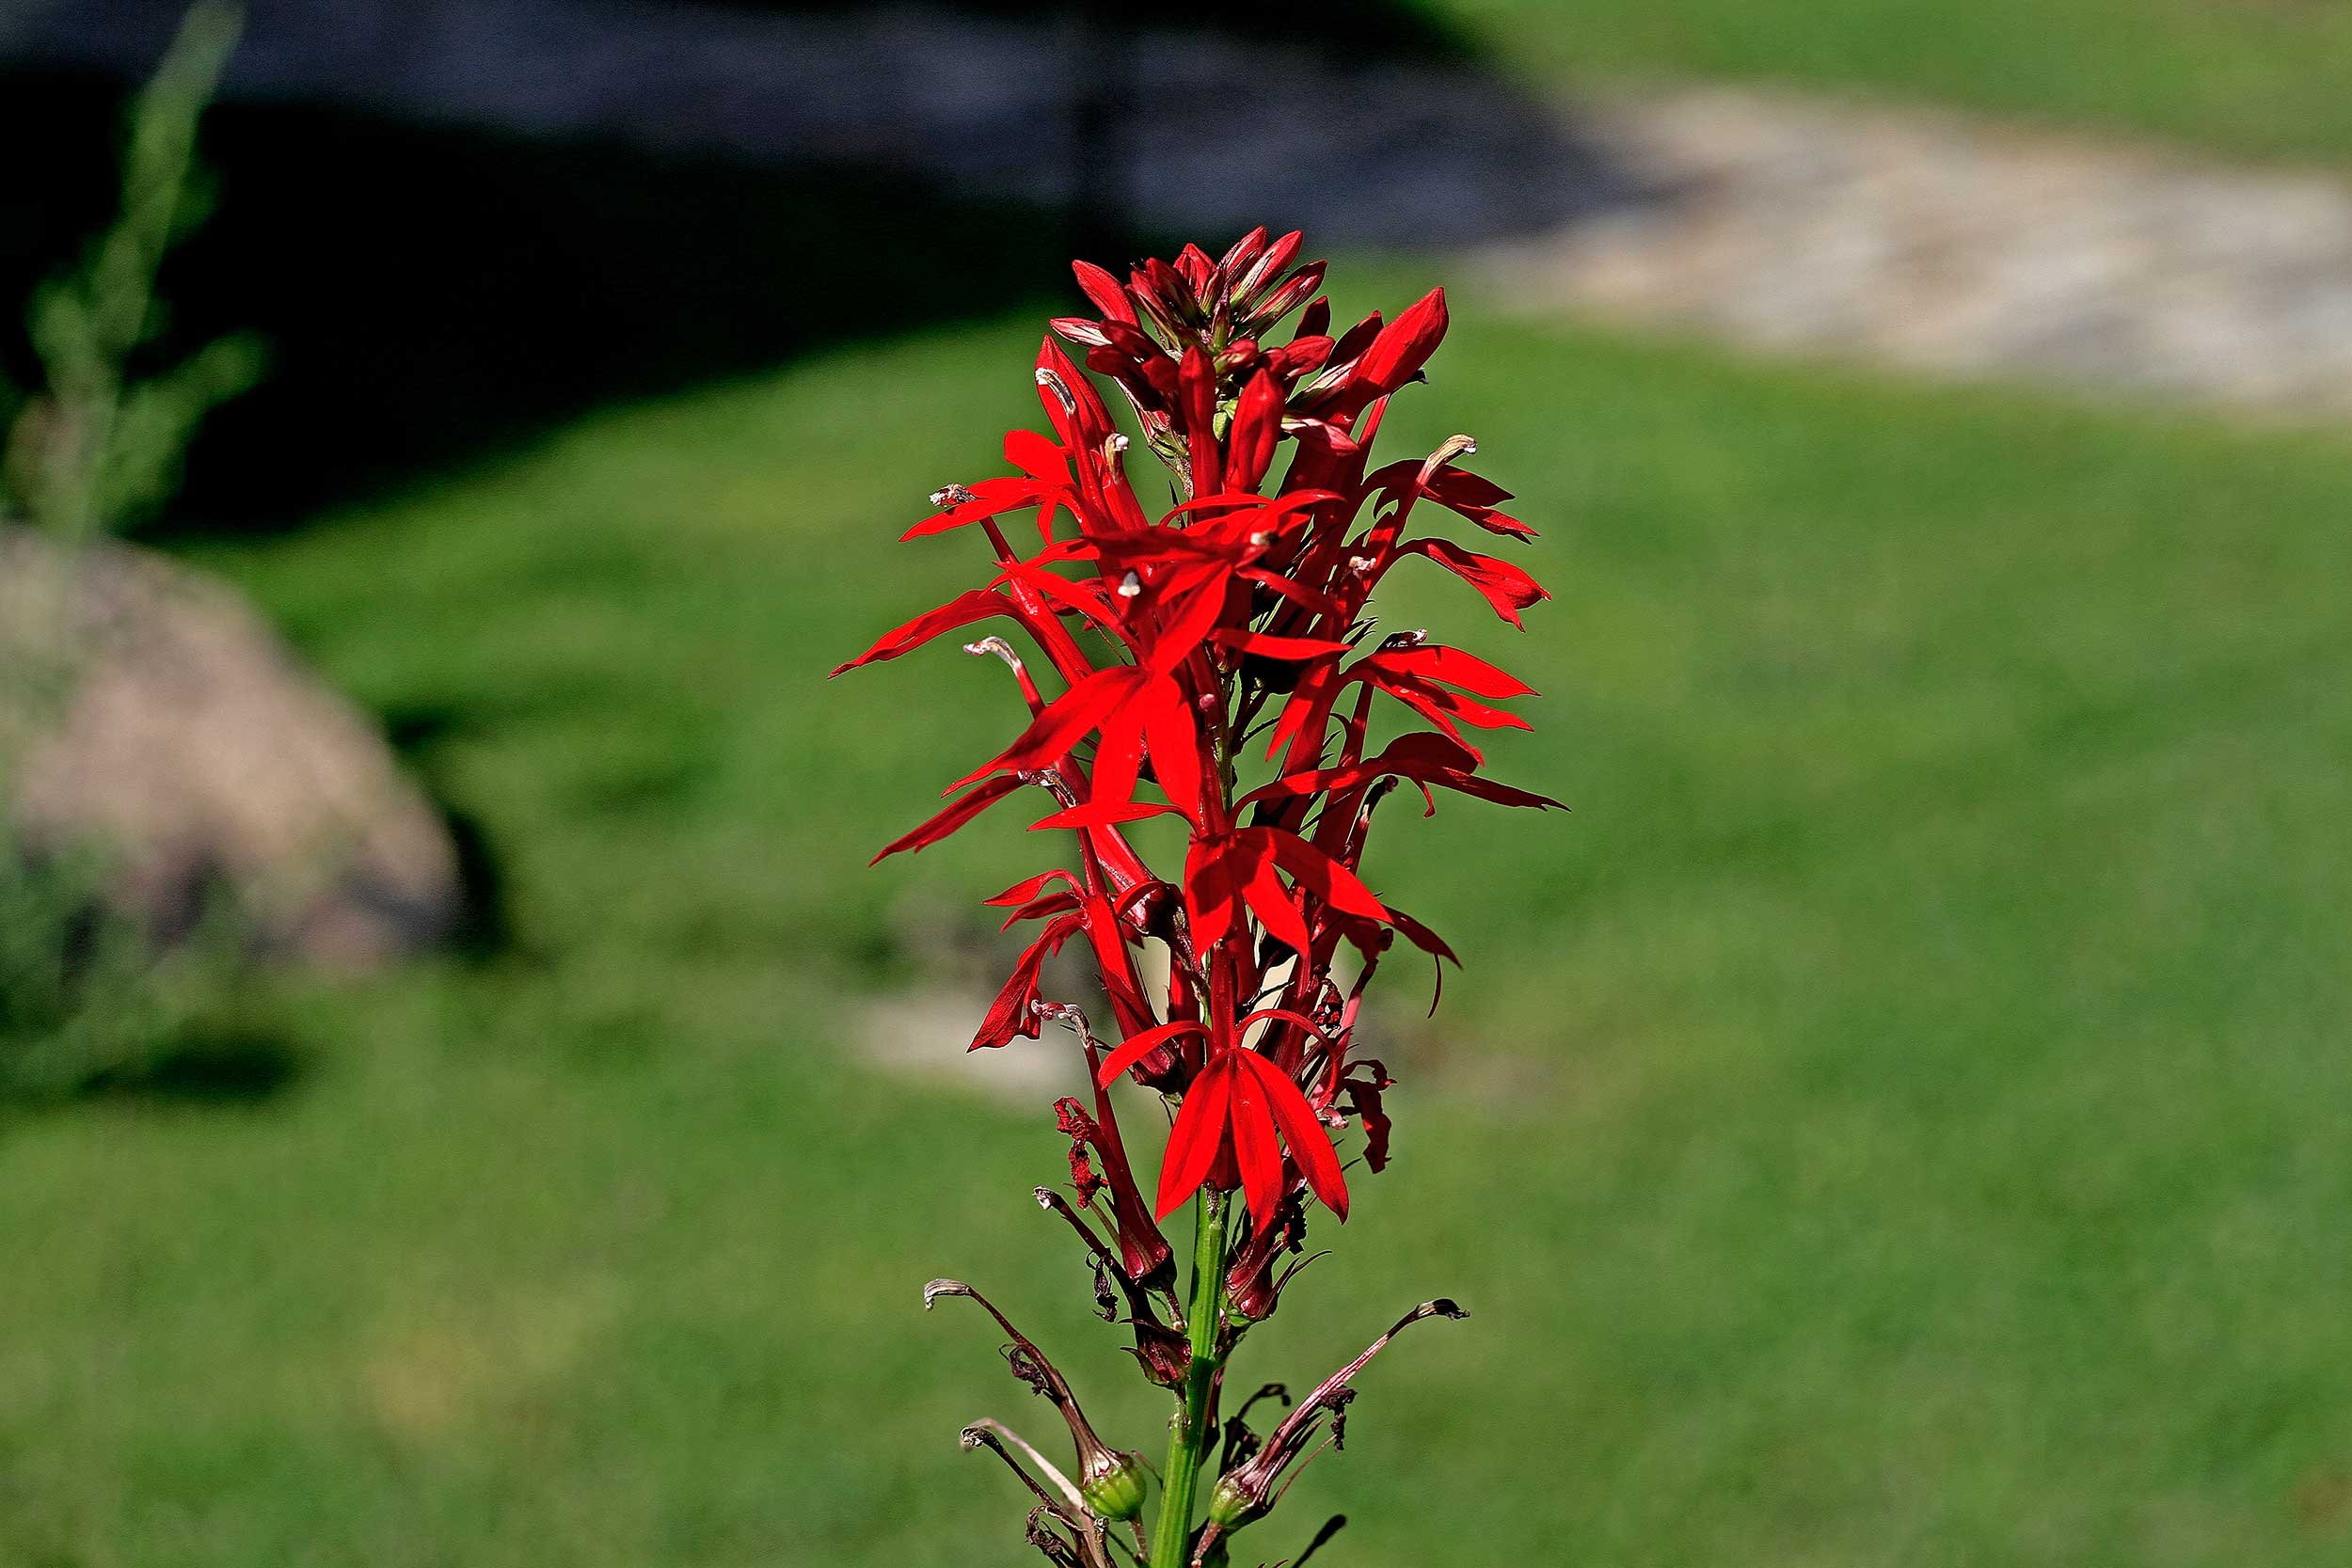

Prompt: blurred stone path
xmin=1486 ymin=88 xmax=2352 ymax=419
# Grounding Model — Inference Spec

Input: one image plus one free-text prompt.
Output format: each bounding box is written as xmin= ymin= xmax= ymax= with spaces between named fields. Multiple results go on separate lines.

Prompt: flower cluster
xmin=843 ymin=230 xmax=1555 ymax=1567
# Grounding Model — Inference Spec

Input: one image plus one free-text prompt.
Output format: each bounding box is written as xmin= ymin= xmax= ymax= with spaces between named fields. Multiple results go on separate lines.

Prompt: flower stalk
xmin=1151 ymin=1187 xmax=1231 ymax=1568
xmin=846 ymin=230 xmax=1557 ymax=1564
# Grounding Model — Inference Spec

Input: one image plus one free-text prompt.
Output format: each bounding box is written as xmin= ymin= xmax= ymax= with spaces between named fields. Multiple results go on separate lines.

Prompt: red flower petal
xmin=1028 ymin=800 xmax=1176 ymax=831
xmin=1086 ymin=695 xmax=1148 ymax=811
xmin=1072 ymin=260 xmax=1136 ymax=324
xmin=870 ymin=773 xmax=1027 ymax=863
xmin=971 ymin=912 xmax=1082 ymax=1050
xmin=1423 ymin=465 xmax=1535 ymax=538
xmin=1239 ymin=1049 xmax=1349 ymax=1221
xmin=1155 ymin=1054 xmax=1234 ymax=1217
xmin=1004 ymin=427 xmax=1070 ymax=482
xmin=1095 ymin=1020 xmax=1209 ymax=1087
xmin=1228 ymin=1054 xmax=1287 ymax=1233
xmin=1232 ymin=832 xmax=1313 ymax=955
xmin=1184 ymin=834 xmax=1243 ymax=951
xmin=1217 ymin=225 xmax=1270 ymax=278
xmin=1241 ymin=732 xmax=1565 ymax=815
xmin=1397 ymin=538 xmax=1549 ymax=627
xmin=984 ymin=868 xmax=1083 ymax=908
xmin=1138 ymin=674 xmax=1207 ymax=826
xmin=1180 ymin=344 xmax=1222 ymax=497
xmin=1227 ymin=370 xmax=1285 ymax=492
xmin=830 ymin=589 xmax=1018 ymax=677
xmin=1212 ymin=630 xmax=1353 ymax=660
xmin=948 ymin=666 xmax=1137 ymax=791
xmin=1366 ymin=643 xmax=1535 ymax=699
xmin=1333 ymin=288 xmax=1446 ymax=416
xmin=1254 ymin=827 xmax=1388 ymax=923
xmin=899 ymin=474 xmax=1041 ymax=540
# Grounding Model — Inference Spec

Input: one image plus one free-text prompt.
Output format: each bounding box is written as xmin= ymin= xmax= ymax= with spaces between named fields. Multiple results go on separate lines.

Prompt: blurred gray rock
xmin=0 ymin=527 xmax=460 ymax=967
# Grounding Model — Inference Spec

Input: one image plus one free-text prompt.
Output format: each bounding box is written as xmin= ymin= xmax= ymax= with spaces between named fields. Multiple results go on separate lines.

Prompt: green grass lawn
xmin=4 ymin=284 xmax=2351 ymax=1566
xmin=1425 ymin=0 xmax=2352 ymax=165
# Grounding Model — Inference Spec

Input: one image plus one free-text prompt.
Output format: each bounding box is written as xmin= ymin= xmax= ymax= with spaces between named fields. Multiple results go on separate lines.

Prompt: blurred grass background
xmin=4 ymin=4 xmax=2352 ymax=1566
xmin=7 ymin=289 xmax=2350 ymax=1564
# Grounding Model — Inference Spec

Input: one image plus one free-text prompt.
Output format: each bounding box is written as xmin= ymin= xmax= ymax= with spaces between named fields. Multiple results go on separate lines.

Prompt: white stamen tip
xmin=1117 ymin=571 xmax=1143 ymax=598
xmin=1034 ymin=368 xmax=1077 ymax=414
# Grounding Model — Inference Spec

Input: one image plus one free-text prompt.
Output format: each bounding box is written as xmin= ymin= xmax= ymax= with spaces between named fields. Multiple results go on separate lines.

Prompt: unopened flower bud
xmin=1079 ymin=1449 xmax=1149 ymax=1521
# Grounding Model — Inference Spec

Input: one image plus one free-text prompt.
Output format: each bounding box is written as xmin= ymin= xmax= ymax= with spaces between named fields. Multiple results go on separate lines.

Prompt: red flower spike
xmin=851 ymin=236 xmax=1554 ymax=1547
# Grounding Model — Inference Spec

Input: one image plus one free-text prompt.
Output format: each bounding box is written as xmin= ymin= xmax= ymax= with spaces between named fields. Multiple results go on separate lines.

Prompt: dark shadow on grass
xmin=0 ymin=71 xmax=1094 ymax=533
xmin=436 ymin=803 xmax=519 ymax=961
xmin=378 ymin=702 xmax=521 ymax=961
xmin=0 ymin=1 xmax=1634 ymax=534
xmin=79 ymin=1026 xmax=306 ymax=1105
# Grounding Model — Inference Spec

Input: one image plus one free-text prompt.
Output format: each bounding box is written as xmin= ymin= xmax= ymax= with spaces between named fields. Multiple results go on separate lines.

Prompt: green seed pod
xmin=1206 ymin=1472 xmax=1257 ymax=1530
xmin=1080 ymin=1450 xmax=1149 ymax=1522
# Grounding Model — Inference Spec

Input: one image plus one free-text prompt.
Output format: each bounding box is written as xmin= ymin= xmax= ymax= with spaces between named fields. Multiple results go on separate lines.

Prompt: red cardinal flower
xmin=842 ymin=231 xmax=1559 ymax=1248
xmin=853 ymin=233 xmax=1558 ymax=1568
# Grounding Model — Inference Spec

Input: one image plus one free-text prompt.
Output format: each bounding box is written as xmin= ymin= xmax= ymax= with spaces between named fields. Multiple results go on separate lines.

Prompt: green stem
xmin=1148 ymin=1187 xmax=1230 ymax=1568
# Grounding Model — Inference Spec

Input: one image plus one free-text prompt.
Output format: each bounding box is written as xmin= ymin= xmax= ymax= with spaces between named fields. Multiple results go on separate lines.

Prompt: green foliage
xmin=0 ymin=843 xmax=240 ymax=1101
xmin=0 ymin=845 xmax=142 ymax=1098
xmin=0 ymin=4 xmax=261 ymax=1101
xmin=3 ymin=0 xmax=262 ymax=545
